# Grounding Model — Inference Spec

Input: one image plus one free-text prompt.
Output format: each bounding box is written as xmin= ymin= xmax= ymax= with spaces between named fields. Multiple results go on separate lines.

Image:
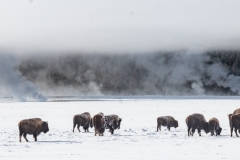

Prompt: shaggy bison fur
xmin=209 ymin=117 xmax=222 ymax=136
xmin=105 ymin=114 xmax=122 ymax=134
xmin=73 ymin=112 xmax=93 ymax=132
xmin=157 ymin=116 xmax=178 ymax=131
xmin=18 ymin=118 xmax=49 ymax=142
xmin=233 ymin=108 xmax=240 ymax=114
xmin=185 ymin=113 xmax=210 ymax=136
xmin=93 ymin=113 xmax=107 ymax=136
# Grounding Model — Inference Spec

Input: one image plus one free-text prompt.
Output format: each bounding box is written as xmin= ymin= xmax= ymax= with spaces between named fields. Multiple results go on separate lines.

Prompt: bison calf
xmin=93 ymin=112 xmax=107 ymax=136
xmin=185 ymin=113 xmax=210 ymax=136
xmin=18 ymin=118 xmax=49 ymax=142
xmin=73 ymin=112 xmax=93 ymax=133
xmin=157 ymin=116 xmax=178 ymax=131
xmin=105 ymin=114 xmax=122 ymax=134
xmin=209 ymin=117 xmax=222 ymax=136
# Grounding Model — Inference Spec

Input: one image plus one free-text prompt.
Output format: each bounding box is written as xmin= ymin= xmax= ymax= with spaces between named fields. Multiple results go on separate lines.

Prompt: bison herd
xmin=18 ymin=108 xmax=240 ymax=142
xmin=18 ymin=112 xmax=122 ymax=142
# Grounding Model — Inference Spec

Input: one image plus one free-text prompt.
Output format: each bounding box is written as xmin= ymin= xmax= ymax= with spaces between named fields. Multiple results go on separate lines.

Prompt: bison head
xmin=203 ymin=122 xmax=210 ymax=134
xmin=112 ymin=118 xmax=122 ymax=130
xmin=42 ymin=121 xmax=49 ymax=134
xmin=117 ymin=118 xmax=122 ymax=129
xmin=217 ymin=127 xmax=222 ymax=135
xmin=173 ymin=120 xmax=178 ymax=128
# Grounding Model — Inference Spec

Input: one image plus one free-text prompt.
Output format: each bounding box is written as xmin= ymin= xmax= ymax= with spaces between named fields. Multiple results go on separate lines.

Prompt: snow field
xmin=0 ymin=99 xmax=239 ymax=159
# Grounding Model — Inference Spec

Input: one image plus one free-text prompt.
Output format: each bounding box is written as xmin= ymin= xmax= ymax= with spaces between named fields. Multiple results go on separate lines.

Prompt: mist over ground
xmin=16 ymin=51 xmax=240 ymax=97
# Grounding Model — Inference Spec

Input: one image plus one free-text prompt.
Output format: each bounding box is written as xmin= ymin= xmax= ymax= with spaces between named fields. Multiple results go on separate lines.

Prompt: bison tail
xmin=228 ymin=114 xmax=232 ymax=127
xmin=185 ymin=117 xmax=189 ymax=126
xmin=18 ymin=123 xmax=22 ymax=134
xmin=73 ymin=115 xmax=77 ymax=124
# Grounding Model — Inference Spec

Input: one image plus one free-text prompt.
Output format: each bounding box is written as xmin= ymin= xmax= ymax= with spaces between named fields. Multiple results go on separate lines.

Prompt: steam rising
xmin=17 ymin=52 xmax=240 ymax=96
xmin=0 ymin=53 xmax=47 ymax=101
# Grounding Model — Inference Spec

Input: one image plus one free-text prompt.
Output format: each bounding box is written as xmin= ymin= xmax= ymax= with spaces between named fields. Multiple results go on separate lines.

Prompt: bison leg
xmin=157 ymin=124 xmax=161 ymax=131
xmin=235 ymin=128 xmax=239 ymax=137
xmin=77 ymin=124 xmax=81 ymax=132
xmin=187 ymin=127 xmax=191 ymax=136
xmin=19 ymin=132 xmax=23 ymax=142
xmin=215 ymin=129 xmax=218 ymax=136
xmin=167 ymin=126 xmax=170 ymax=131
xmin=197 ymin=128 xmax=201 ymax=136
xmin=231 ymin=127 xmax=233 ymax=137
xmin=23 ymin=133 xmax=28 ymax=142
xmin=94 ymin=129 xmax=97 ymax=136
xmin=73 ymin=123 xmax=76 ymax=132
xmin=211 ymin=130 xmax=214 ymax=136
xmin=33 ymin=133 xmax=37 ymax=141
xmin=191 ymin=129 xmax=195 ymax=136
xmin=111 ymin=129 xmax=114 ymax=135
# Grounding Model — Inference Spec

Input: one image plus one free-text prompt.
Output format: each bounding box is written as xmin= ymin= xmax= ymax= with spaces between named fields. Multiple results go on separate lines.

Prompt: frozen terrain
xmin=0 ymin=96 xmax=239 ymax=159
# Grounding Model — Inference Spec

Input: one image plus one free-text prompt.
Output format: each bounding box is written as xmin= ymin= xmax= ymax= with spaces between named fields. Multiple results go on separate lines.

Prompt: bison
xmin=209 ymin=117 xmax=222 ymax=136
xmin=18 ymin=118 xmax=49 ymax=142
xmin=227 ymin=108 xmax=240 ymax=136
xmin=93 ymin=112 xmax=107 ymax=136
xmin=229 ymin=114 xmax=240 ymax=137
xmin=185 ymin=113 xmax=210 ymax=136
xmin=73 ymin=112 xmax=93 ymax=132
xmin=157 ymin=116 xmax=178 ymax=131
xmin=105 ymin=114 xmax=122 ymax=134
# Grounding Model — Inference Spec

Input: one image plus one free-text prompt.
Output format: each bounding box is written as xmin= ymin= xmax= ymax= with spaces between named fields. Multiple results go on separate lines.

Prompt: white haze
xmin=0 ymin=53 xmax=47 ymax=101
xmin=0 ymin=0 xmax=240 ymax=53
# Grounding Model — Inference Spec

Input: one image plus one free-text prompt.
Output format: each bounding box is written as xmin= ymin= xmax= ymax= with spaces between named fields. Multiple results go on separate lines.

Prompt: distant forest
xmin=18 ymin=51 xmax=240 ymax=96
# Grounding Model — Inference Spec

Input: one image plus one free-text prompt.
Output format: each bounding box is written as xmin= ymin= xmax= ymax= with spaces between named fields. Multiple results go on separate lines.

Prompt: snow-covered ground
xmin=0 ymin=97 xmax=239 ymax=159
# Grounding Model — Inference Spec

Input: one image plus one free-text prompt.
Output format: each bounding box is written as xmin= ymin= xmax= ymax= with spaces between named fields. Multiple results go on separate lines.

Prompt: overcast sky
xmin=1 ymin=0 xmax=240 ymax=54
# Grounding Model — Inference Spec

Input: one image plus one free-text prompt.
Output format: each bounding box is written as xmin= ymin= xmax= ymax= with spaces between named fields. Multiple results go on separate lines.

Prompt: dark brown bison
xmin=157 ymin=116 xmax=178 ymax=131
xmin=227 ymin=108 xmax=240 ymax=135
xmin=209 ymin=117 xmax=222 ymax=136
xmin=18 ymin=118 xmax=49 ymax=142
xmin=93 ymin=112 xmax=107 ymax=136
xmin=73 ymin=112 xmax=93 ymax=132
xmin=229 ymin=114 xmax=240 ymax=137
xmin=105 ymin=114 xmax=122 ymax=134
xmin=185 ymin=113 xmax=210 ymax=136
